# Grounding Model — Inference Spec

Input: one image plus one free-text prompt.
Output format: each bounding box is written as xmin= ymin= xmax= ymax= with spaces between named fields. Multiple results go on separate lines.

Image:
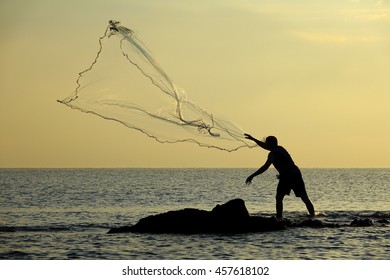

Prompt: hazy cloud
xmin=293 ymin=31 xmax=390 ymax=43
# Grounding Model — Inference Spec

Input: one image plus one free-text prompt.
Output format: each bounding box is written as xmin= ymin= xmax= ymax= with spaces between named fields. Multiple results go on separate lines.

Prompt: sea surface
xmin=0 ymin=168 xmax=389 ymax=260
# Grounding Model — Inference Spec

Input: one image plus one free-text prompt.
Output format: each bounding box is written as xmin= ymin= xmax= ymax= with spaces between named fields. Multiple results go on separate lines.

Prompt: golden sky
xmin=0 ymin=0 xmax=389 ymax=168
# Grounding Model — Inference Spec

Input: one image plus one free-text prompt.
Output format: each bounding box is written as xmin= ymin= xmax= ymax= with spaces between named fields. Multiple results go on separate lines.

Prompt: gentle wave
xmin=0 ymin=224 xmax=111 ymax=233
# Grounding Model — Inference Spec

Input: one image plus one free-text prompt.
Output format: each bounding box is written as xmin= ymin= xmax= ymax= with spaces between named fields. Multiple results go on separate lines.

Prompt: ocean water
xmin=0 ymin=168 xmax=389 ymax=260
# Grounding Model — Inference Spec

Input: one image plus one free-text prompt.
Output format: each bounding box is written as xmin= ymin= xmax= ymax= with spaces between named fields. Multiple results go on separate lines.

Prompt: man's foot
xmin=307 ymin=211 xmax=326 ymax=218
xmin=275 ymin=215 xmax=283 ymax=222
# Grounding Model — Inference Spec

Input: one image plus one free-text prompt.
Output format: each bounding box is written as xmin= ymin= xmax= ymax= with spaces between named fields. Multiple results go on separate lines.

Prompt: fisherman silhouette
xmin=245 ymin=134 xmax=315 ymax=219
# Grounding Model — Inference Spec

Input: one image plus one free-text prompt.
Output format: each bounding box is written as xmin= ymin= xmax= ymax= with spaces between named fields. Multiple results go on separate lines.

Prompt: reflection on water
xmin=0 ymin=168 xmax=389 ymax=259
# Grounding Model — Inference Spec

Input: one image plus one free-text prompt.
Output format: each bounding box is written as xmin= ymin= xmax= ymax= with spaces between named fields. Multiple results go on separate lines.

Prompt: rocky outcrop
xmin=107 ymin=199 xmax=385 ymax=234
xmin=108 ymin=198 xmax=285 ymax=234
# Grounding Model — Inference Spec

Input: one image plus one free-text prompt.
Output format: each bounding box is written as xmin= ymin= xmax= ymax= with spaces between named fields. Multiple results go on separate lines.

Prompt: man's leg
xmin=293 ymin=169 xmax=315 ymax=217
xmin=276 ymin=178 xmax=288 ymax=219
xmin=301 ymin=194 xmax=315 ymax=217
xmin=276 ymin=194 xmax=285 ymax=219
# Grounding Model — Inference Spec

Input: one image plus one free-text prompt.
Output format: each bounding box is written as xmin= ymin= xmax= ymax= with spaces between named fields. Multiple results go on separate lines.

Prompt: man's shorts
xmin=276 ymin=167 xmax=308 ymax=198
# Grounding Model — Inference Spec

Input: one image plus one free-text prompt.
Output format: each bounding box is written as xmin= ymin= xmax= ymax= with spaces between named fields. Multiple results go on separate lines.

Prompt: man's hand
xmin=245 ymin=175 xmax=253 ymax=185
xmin=244 ymin=133 xmax=254 ymax=141
xmin=245 ymin=133 xmax=270 ymax=150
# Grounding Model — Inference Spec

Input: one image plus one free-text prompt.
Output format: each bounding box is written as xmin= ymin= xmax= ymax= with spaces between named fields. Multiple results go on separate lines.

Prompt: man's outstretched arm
xmin=244 ymin=133 xmax=270 ymax=150
xmin=246 ymin=158 xmax=272 ymax=185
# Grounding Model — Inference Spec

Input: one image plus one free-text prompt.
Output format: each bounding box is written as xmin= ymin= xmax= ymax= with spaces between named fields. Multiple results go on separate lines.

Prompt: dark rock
xmin=350 ymin=218 xmax=374 ymax=227
xmin=282 ymin=218 xmax=342 ymax=228
xmin=366 ymin=211 xmax=390 ymax=219
xmin=107 ymin=198 xmax=285 ymax=234
xmin=377 ymin=219 xmax=389 ymax=224
xmin=211 ymin=198 xmax=249 ymax=220
xmin=295 ymin=219 xmax=340 ymax=228
xmin=129 ymin=208 xmax=212 ymax=234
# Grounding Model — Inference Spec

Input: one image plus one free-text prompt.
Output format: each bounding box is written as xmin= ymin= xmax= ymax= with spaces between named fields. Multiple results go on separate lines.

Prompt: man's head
xmin=265 ymin=136 xmax=278 ymax=149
